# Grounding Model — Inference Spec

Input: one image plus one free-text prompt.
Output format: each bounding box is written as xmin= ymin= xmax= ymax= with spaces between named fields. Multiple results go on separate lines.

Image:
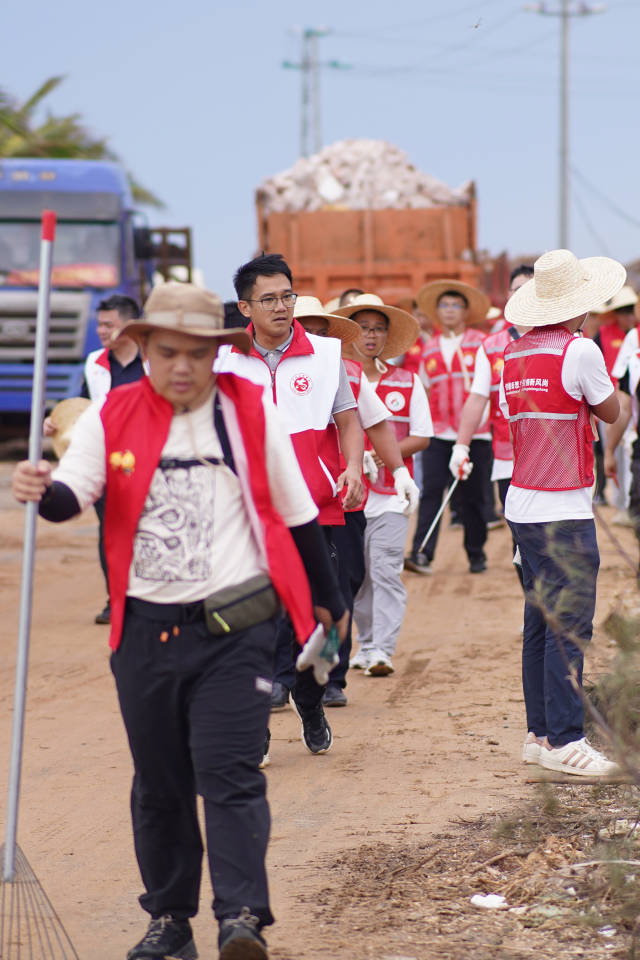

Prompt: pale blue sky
xmin=4 ymin=0 xmax=639 ymax=297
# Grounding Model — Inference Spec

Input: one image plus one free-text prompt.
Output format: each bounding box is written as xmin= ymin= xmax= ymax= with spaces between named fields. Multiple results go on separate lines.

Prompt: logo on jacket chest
xmin=291 ymin=374 xmax=312 ymax=395
xmin=384 ymin=390 xmax=405 ymax=413
xmin=462 ymin=352 xmax=476 ymax=368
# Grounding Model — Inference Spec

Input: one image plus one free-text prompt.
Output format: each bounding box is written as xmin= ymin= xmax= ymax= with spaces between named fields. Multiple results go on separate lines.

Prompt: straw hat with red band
xmin=416 ymin=279 xmax=490 ymax=328
xmin=334 ymin=293 xmax=419 ymax=361
xmin=505 ymin=249 xmax=626 ymax=328
xmin=293 ymin=296 xmax=361 ymax=344
xmin=115 ymin=281 xmax=250 ymax=353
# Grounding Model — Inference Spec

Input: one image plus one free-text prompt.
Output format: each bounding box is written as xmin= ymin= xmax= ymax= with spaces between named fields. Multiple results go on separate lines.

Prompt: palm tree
xmin=0 ymin=76 xmax=163 ymax=208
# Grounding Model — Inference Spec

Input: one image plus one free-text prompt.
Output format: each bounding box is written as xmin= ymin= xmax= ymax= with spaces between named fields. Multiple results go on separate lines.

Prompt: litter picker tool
xmin=1 ymin=210 xmax=80 ymax=958
xmin=417 ymin=475 xmax=460 ymax=555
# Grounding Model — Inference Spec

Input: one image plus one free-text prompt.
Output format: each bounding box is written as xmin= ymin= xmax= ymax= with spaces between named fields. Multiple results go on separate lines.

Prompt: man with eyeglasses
xmin=217 ymin=253 xmax=363 ymax=756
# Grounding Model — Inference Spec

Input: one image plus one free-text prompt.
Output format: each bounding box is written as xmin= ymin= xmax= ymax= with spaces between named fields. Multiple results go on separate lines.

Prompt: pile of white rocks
xmin=257 ymin=139 xmax=473 ymax=214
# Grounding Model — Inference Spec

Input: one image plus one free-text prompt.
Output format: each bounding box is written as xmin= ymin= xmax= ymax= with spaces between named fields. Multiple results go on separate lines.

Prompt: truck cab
xmin=0 ymin=158 xmax=191 ymax=421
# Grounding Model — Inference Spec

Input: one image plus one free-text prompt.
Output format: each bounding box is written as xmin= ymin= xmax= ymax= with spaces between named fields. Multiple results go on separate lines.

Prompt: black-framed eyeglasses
xmin=245 ymin=293 xmax=298 ymax=311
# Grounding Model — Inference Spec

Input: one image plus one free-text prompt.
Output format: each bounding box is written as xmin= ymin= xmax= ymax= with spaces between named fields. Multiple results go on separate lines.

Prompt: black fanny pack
xmin=203 ymin=574 xmax=280 ymax=636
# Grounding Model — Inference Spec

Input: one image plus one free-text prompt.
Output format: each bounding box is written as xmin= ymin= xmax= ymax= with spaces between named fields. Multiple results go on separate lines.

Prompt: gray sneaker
xmin=127 ymin=915 xmax=197 ymax=959
xmin=219 ymin=907 xmax=267 ymax=960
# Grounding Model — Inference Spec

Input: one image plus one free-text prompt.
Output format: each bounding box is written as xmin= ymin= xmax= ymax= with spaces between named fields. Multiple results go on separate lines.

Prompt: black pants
xmin=94 ymin=493 xmax=108 ymax=597
xmin=273 ymin=526 xmax=339 ymax=707
xmin=498 ymin=478 xmax=525 ymax=591
xmin=110 ymin=600 xmax=276 ymax=927
xmin=412 ymin=438 xmax=490 ymax=563
xmin=329 ymin=510 xmax=367 ymax=688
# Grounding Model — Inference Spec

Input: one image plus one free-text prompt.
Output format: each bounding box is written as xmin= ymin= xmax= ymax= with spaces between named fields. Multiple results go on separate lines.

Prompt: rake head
xmin=0 ymin=844 xmax=78 ymax=959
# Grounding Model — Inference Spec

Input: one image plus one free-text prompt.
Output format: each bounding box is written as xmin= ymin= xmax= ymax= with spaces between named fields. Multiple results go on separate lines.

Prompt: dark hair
xmin=233 ymin=253 xmax=292 ymax=301
xmin=224 ymin=300 xmax=249 ymax=329
xmin=614 ymin=304 xmax=635 ymax=316
xmin=352 ymin=309 xmax=389 ymax=328
xmin=97 ymin=294 xmax=141 ymax=320
xmin=339 ymin=287 xmax=364 ymax=306
xmin=437 ymin=290 xmax=469 ymax=308
xmin=509 ymin=264 xmax=534 ymax=286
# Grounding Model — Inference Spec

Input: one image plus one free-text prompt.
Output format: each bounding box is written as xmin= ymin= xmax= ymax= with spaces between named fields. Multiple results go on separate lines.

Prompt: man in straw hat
xmin=295 ymin=295 xmax=419 ymax=700
xmin=334 ymin=293 xmax=431 ymax=675
xmin=218 ymin=253 xmax=363 ymax=751
xmin=500 ymin=248 xmax=623 ymax=777
xmin=605 ymin=290 xmax=640 ymax=559
xmin=12 ymin=281 xmax=347 ymax=960
xmin=405 ymin=279 xmax=492 ymax=575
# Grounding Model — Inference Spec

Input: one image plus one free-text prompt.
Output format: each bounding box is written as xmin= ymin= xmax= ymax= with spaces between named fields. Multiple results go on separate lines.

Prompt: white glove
xmin=362 ymin=450 xmax=378 ymax=483
xmin=296 ymin=623 xmax=339 ymax=686
xmin=393 ymin=465 xmax=420 ymax=516
xmin=449 ymin=443 xmax=473 ymax=481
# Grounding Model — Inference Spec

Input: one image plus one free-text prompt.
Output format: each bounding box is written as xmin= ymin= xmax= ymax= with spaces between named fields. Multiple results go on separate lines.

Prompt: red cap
xmin=41 ymin=210 xmax=57 ymax=242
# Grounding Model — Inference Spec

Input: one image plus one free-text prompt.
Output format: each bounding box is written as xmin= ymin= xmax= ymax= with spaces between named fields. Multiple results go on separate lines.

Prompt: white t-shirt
xmin=54 ymin=387 xmax=317 ymax=603
xmin=499 ymin=335 xmax=614 ymax=522
xmin=471 ymin=344 xmax=511 ymax=481
xmin=365 ymin=373 xmax=434 ymax=519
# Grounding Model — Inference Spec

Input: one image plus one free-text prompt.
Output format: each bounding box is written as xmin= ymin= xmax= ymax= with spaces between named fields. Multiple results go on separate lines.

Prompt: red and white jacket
xmin=503 ymin=326 xmax=595 ymax=491
xmin=100 ymin=374 xmax=316 ymax=651
xmin=484 ymin=327 xmax=518 ymax=461
xmin=84 ymin=348 xmax=111 ymax=402
xmin=422 ymin=328 xmax=488 ymax=435
xmin=366 ymin=367 xmax=414 ymax=496
xmin=220 ymin=321 xmax=346 ymax=525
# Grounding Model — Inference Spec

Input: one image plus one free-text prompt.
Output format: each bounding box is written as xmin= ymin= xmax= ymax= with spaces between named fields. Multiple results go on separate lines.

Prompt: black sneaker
xmin=95 ymin=601 xmax=111 ymax=625
xmin=269 ymin=681 xmax=289 ymax=711
xmin=469 ymin=557 xmax=487 ymax=573
xmin=219 ymin=907 xmax=267 ymax=960
xmin=404 ymin=552 xmax=432 ymax=575
xmin=293 ymin=701 xmax=333 ymax=755
xmin=322 ymin=683 xmax=347 ymax=707
xmin=126 ymin=915 xmax=197 ymax=959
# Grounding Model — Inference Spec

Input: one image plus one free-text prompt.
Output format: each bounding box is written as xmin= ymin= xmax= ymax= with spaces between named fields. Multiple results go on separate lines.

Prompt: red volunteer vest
xmin=228 ymin=321 xmax=344 ymax=525
xmin=423 ymin=328 xmax=488 ymax=434
xmin=484 ymin=328 xmax=516 ymax=461
xmin=338 ymin=357 xmax=368 ymax=512
xmin=366 ymin=367 xmax=414 ymax=496
xmin=503 ymin=326 xmax=594 ymax=491
xmin=100 ymin=375 xmax=316 ymax=650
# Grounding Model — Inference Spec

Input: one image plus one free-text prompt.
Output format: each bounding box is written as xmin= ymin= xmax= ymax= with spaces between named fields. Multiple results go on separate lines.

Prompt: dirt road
xmin=0 ymin=460 xmax=634 ymax=959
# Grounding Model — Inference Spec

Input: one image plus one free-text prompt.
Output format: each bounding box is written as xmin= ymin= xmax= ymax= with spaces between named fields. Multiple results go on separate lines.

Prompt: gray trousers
xmin=353 ymin=511 xmax=409 ymax=658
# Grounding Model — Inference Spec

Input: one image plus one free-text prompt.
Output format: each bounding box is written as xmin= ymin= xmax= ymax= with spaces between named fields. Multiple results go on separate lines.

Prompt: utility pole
xmin=283 ymin=28 xmax=350 ymax=157
xmin=524 ymin=2 xmax=606 ymax=248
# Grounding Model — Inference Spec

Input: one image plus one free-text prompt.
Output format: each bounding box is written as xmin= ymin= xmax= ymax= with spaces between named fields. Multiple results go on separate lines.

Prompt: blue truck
xmin=0 ymin=158 xmax=191 ymax=418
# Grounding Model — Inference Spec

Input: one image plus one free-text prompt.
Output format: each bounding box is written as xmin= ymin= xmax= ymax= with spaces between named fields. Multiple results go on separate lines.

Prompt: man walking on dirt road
xmin=12 ymin=281 xmax=347 ymax=960
xmin=501 ymin=249 xmax=623 ymax=778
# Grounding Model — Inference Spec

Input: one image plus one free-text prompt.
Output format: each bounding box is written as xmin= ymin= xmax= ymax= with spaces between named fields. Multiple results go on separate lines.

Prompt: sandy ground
xmin=0 ymin=459 xmax=636 ymax=959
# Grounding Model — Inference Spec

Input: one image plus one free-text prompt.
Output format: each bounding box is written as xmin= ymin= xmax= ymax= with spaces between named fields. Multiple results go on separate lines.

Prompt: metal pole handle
xmin=3 ymin=211 xmax=56 ymax=881
xmin=417 ymin=475 xmax=460 ymax=556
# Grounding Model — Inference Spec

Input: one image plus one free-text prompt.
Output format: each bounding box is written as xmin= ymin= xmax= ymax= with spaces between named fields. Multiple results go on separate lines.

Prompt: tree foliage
xmin=0 ymin=76 xmax=164 ymax=208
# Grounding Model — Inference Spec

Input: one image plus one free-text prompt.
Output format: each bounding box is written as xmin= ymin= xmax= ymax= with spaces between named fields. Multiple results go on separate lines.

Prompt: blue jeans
xmin=507 ymin=519 xmax=599 ymax=747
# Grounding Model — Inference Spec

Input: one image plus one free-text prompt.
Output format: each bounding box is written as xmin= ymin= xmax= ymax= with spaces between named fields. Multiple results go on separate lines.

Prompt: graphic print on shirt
xmin=132 ymin=465 xmax=215 ymax=582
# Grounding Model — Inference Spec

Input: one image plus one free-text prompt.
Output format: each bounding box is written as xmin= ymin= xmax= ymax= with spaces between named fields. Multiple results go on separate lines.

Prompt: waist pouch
xmin=203 ymin=574 xmax=280 ymax=636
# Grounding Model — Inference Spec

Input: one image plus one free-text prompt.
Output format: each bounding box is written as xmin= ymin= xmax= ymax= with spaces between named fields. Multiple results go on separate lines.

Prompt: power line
xmin=571 ymin=164 xmax=640 ymax=230
xmin=572 ymin=185 xmax=611 ymax=254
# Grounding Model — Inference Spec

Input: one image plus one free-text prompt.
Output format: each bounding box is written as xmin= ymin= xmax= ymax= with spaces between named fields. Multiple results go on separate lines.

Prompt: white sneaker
xmin=349 ymin=648 xmax=370 ymax=670
xmin=540 ymin=737 xmax=619 ymax=777
xmin=522 ymin=732 xmax=545 ymax=765
xmin=365 ymin=651 xmax=394 ymax=677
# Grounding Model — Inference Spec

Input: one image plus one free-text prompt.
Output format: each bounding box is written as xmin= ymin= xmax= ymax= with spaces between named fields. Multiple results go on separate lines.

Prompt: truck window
xmin=0 ymin=221 xmax=120 ymax=287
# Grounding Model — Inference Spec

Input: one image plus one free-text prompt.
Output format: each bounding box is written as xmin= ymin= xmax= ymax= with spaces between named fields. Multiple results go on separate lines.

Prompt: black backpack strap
xmin=214 ymin=393 xmax=237 ymax=475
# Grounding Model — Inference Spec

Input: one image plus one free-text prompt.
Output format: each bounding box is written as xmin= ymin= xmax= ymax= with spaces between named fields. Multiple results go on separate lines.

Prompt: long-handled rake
xmin=1 ymin=211 xmax=79 ymax=958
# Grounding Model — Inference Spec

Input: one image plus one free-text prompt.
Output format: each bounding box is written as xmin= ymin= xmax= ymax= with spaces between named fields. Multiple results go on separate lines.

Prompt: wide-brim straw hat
xmin=293 ymin=295 xmax=361 ymax=345
xmin=49 ymin=397 xmax=91 ymax=459
xmin=334 ymin=293 xmax=419 ymax=360
xmin=115 ymin=281 xmax=250 ymax=353
xmin=591 ymin=284 xmax=638 ymax=315
xmin=505 ymin=249 xmax=626 ymax=328
xmin=323 ymin=296 xmax=340 ymax=312
xmin=416 ymin=280 xmax=490 ymax=328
